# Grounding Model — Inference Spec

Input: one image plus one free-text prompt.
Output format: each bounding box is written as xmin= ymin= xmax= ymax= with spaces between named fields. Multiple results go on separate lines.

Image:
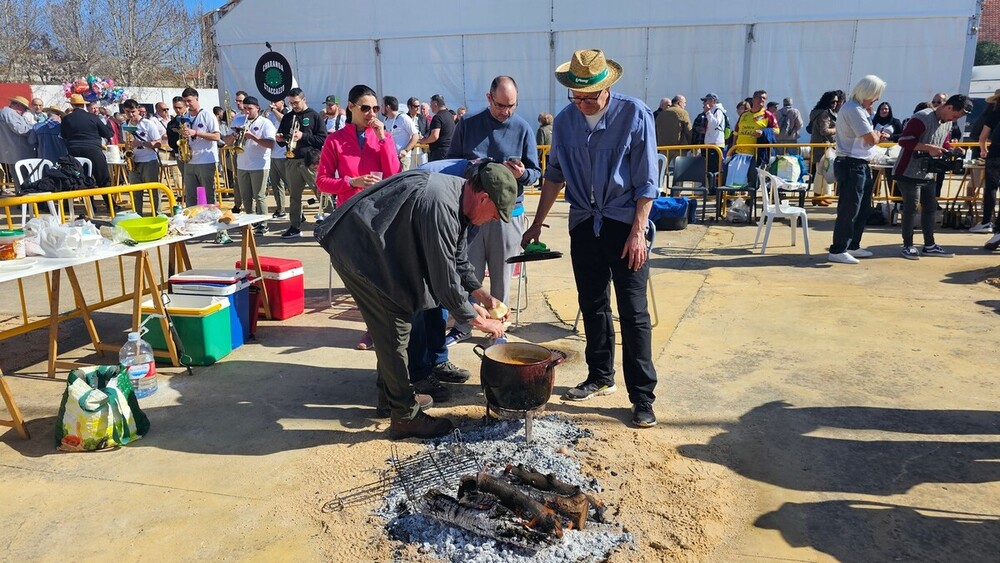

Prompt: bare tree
xmin=99 ymin=0 xmax=195 ymax=86
xmin=0 ymin=0 xmax=46 ymax=81
xmin=47 ymin=0 xmax=108 ymax=78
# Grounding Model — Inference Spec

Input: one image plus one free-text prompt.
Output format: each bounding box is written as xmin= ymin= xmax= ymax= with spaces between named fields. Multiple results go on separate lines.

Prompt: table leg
xmin=47 ymin=270 xmax=61 ymax=379
xmin=65 ymin=266 xmax=103 ymax=358
xmin=241 ymin=224 xmax=272 ymax=320
xmin=0 ymin=370 xmax=29 ymax=440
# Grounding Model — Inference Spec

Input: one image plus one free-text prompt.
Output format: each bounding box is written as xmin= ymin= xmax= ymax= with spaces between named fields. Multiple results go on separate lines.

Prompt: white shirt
xmin=325 ymin=113 xmax=345 ymax=132
xmin=704 ymin=105 xmax=727 ymax=147
xmin=835 ymin=101 xmax=876 ymax=160
xmin=268 ymin=112 xmax=286 ymax=158
xmin=133 ymin=117 xmax=167 ymax=163
xmin=236 ymin=115 xmax=276 ymax=171
xmin=186 ymin=108 xmax=219 ymax=165
xmin=383 ymin=112 xmax=416 ymax=153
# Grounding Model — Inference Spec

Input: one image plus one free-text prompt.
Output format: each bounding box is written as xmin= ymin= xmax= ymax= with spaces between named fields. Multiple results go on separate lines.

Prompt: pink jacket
xmin=315 ymin=124 xmax=401 ymax=202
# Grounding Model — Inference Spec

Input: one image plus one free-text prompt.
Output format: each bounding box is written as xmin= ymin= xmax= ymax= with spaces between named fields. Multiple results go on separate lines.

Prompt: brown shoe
xmin=375 ymin=393 xmax=433 ymax=419
xmin=388 ymin=411 xmax=454 ymax=440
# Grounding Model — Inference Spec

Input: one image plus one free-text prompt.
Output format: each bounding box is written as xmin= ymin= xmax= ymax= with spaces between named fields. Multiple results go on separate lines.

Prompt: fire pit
xmin=474 ymin=342 xmax=566 ymax=443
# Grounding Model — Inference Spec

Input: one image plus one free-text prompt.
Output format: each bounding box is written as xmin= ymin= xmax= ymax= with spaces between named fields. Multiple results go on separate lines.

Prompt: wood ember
xmin=460 ymin=472 xmax=564 ymax=537
xmin=505 ymin=463 xmax=608 ymax=524
xmin=418 ymin=489 xmax=557 ymax=549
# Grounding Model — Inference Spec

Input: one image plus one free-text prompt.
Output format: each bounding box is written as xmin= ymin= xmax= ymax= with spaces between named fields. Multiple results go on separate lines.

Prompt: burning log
xmin=505 ymin=463 xmax=607 ymax=523
xmin=460 ymin=473 xmax=564 ymax=537
xmin=419 ymin=489 xmax=556 ymax=548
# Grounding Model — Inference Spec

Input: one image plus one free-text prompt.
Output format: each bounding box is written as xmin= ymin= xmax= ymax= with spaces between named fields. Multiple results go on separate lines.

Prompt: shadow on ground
xmin=754 ymin=499 xmax=1000 ymax=562
xmin=679 ymin=401 xmax=1000 ymax=561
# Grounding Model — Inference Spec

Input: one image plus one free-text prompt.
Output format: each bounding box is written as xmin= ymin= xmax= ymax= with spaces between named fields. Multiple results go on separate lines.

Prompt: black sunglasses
xmin=357 ymin=104 xmax=379 ymax=113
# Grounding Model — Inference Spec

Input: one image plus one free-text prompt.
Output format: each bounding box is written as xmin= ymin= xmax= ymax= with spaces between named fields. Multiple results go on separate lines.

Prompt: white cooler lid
xmin=169 ymin=269 xmax=252 ymax=284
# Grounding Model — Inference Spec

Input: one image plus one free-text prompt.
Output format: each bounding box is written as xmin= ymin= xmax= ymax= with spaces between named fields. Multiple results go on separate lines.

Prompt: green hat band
xmin=568 ymin=67 xmax=608 ymax=86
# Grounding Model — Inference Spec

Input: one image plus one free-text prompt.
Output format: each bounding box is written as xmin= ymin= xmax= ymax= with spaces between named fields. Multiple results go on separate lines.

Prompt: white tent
xmin=214 ymin=0 xmax=980 ymax=133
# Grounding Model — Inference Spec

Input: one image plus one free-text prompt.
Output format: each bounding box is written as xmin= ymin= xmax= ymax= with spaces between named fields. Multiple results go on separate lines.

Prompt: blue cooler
xmin=168 ymin=270 xmax=253 ymax=349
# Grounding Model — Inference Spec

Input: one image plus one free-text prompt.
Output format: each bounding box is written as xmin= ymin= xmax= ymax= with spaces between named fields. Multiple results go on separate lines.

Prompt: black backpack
xmin=20 ymin=156 xmax=97 ymax=193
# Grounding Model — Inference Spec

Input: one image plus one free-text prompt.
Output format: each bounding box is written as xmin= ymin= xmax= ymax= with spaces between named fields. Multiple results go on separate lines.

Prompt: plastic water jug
xmin=120 ymin=332 xmax=157 ymax=398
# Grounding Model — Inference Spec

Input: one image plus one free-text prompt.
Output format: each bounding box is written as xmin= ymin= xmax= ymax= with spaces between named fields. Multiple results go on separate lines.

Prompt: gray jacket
xmin=0 ymin=106 xmax=35 ymax=165
xmin=316 ymin=169 xmax=482 ymax=323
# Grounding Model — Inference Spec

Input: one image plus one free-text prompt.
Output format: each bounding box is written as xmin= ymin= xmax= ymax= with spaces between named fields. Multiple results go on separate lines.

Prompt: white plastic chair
xmin=73 ymin=157 xmax=94 ymax=218
xmin=655 ymin=153 xmax=668 ymax=195
xmin=754 ymin=169 xmax=811 ymax=255
xmin=13 ymin=158 xmax=57 ymax=224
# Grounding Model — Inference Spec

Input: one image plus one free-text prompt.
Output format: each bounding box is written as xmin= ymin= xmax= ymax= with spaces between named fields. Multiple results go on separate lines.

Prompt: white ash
xmin=378 ymin=415 xmax=633 ymax=562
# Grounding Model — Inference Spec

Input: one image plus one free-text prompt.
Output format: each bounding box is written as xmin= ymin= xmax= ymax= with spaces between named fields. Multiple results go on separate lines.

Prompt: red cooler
xmin=236 ymin=257 xmax=304 ymax=320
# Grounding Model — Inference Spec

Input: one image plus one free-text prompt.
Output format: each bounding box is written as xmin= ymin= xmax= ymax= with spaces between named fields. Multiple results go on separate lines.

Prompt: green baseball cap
xmin=476 ymin=163 xmax=517 ymax=222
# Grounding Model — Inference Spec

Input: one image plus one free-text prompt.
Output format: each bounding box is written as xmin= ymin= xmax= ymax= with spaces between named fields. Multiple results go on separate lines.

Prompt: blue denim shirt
xmin=545 ymin=91 xmax=659 ymax=235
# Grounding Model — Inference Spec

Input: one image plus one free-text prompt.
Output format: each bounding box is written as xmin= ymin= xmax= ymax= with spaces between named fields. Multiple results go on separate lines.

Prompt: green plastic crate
xmin=141 ymin=295 xmax=232 ymax=366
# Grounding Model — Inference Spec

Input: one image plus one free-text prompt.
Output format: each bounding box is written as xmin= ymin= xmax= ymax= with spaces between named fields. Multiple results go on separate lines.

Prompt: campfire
xmin=326 ymin=415 xmax=633 ymax=561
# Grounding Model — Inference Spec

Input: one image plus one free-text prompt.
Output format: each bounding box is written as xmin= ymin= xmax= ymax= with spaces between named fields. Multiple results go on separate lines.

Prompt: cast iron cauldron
xmin=473 ymin=342 xmax=567 ymax=413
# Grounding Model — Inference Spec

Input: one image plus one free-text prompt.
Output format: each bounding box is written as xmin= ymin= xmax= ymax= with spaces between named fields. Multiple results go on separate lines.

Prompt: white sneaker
xmin=828 ymin=252 xmax=859 ymax=264
xmin=969 ymin=221 xmax=994 ymax=234
xmin=847 ymin=248 xmax=873 ymax=258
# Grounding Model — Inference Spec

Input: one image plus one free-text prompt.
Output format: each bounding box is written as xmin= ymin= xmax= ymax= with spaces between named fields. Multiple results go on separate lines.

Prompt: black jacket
xmin=61 ymin=110 xmax=113 ymax=149
xmin=277 ymin=108 xmax=326 ymax=160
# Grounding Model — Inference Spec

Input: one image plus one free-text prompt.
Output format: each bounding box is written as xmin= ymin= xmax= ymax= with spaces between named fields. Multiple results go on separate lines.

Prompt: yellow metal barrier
xmin=2 ymin=182 xmax=178 ymax=228
xmin=0 ymin=183 xmax=177 ymax=345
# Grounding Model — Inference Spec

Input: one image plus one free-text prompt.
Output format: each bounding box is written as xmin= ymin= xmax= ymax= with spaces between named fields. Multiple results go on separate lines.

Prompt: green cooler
xmin=141 ymin=294 xmax=232 ymax=366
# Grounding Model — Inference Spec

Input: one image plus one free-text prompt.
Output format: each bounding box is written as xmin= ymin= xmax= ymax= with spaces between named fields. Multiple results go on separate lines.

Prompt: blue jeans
xmin=407 ymin=307 xmax=448 ymax=382
xmin=830 ymin=157 xmax=874 ymax=254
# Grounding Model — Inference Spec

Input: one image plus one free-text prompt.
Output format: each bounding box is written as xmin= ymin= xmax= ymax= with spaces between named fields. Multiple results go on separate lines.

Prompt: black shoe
xmin=254 ymin=225 xmax=268 ymax=236
xmin=232 ymin=206 xmax=242 ymax=214
xmin=272 ymin=211 xmax=286 ymax=219
xmin=280 ymin=227 xmax=301 ymax=239
xmin=432 ymin=360 xmax=471 ymax=383
xmin=631 ymin=401 xmax=657 ymax=428
xmin=389 ymin=411 xmax=454 ymax=440
xmin=412 ymin=375 xmax=451 ymax=403
xmin=563 ymin=380 xmax=617 ymax=401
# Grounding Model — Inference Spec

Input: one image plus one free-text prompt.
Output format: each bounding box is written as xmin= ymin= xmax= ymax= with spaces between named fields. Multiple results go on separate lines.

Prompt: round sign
xmin=254 ymin=51 xmax=293 ymax=102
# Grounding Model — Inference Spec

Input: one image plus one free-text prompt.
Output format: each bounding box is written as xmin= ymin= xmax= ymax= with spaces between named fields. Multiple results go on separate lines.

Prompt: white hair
xmin=851 ymin=75 xmax=886 ymax=104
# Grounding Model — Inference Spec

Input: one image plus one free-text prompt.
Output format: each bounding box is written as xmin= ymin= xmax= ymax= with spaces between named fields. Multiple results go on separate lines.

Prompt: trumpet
xmin=284 ymin=116 xmax=301 ymax=159
xmin=232 ymin=115 xmax=259 ymax=154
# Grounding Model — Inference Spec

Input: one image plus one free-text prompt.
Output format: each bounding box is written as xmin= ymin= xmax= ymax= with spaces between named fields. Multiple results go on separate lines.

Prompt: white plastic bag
xmin=726 ymin=198 xmax=749 ymax=223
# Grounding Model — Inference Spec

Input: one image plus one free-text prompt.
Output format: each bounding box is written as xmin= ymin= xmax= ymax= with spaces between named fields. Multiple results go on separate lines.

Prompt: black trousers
xmin=570 ymin=217 xmax=657 ymax=404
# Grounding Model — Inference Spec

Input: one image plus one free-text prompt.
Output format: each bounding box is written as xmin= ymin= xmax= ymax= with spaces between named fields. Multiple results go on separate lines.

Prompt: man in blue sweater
xmin=445 ymin=76 xmax=542 ymax=345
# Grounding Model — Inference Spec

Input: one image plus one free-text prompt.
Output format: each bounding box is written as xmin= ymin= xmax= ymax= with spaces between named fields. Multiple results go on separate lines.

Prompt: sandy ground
xmin=2 ymin=194 xmax=999 ymax=562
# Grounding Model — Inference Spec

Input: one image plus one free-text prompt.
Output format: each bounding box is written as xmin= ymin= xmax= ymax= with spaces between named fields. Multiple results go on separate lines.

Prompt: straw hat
xmin=987 ymin=89 xmax=1000 ymax=105
xmin=68 ymin=93 xmax=86 ymax=106
xmin=43 ymin=106 xmax=64 ymax=116
xmin=8 ymin=96 xmax=29 ymax=108
xmin=555 ymin=49 xmax=622 ymax=93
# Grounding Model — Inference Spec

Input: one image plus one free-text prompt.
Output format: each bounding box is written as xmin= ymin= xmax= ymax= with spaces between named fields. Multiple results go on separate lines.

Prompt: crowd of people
xmin=3 ymin=50 xmax=998 ymax=439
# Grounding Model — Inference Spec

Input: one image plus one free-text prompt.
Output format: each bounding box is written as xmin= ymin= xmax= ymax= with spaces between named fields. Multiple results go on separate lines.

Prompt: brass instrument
xmin=121 ymin=129 xmax=135 ymax=172
xmin=233 ymin=115 xmax=259 ymax=154
xmin=176 ymin=121 xmax=192 ymax=163
xmin=284 ymin=116 xmax=301 ymax=158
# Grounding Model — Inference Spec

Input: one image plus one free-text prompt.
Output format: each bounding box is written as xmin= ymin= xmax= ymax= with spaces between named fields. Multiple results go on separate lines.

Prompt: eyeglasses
xmin=489 ymin=96 xmax=517 ymax=111
xmin=567 ymin=90 xmax=602 ymax=105
xmin=931 ymin=100 xmax=944 ymax=106
xmin=356 ymin=104 xmax=379 ymax=113
xmin=157 ymin=107 xmax=168 ymax=112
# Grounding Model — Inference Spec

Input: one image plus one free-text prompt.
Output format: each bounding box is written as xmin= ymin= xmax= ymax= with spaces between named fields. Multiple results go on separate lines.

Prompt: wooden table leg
xmin=0 ymin=370 xmax=29 ymax=439
xmin=241 ymin=224 xmax=272 ymax=320
xmin=65 ymin=266 xmax=103 ymax=358
xmin=136 ymin=251 xmax=180 ymax=367
xmin=47 ymin=270 xmax=61 ymax=379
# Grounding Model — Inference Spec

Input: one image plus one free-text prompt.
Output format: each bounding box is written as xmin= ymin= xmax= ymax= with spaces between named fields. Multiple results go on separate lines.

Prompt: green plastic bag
xmin=55 ymin=365 xmax=151 ymax=451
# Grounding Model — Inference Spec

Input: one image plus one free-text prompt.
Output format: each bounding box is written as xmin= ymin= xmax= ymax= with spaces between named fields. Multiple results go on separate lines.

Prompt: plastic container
xmin=120 ymin=331 xmax=157 ymax=398
xmin=141 ymin=295 xmax=232 ymax=366
xmin=0 ymin=230 xmax=25 ymax=261
xmin=169 ymin=269 xmax=252 ymax=349
xmin=236 ymin=257 xmax=304 ymax=320
xmin=118 ymin=216 xmax=169 ymax=242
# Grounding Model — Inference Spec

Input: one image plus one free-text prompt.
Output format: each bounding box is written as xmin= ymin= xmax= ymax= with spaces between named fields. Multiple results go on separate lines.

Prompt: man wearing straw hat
xmin=522 ymin=49 xmax=658 ymax=428
xmin=0 ymin=96 xmax=37 ymax=189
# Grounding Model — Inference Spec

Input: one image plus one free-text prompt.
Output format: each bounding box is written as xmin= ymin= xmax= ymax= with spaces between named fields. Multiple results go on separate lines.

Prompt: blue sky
xmin=184 ymin=0 xmax=229 ymax=14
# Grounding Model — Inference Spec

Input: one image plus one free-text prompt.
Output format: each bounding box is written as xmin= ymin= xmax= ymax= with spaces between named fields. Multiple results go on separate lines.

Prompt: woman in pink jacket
xmin=315 ymin=84 xmax=401 ymax=202
xmin=316 ymin=84 xmax=401 ymax=350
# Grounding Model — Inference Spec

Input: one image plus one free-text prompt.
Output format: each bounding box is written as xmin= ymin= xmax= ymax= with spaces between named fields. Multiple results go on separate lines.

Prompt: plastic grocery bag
xmin=726 ymin=198 xmax=749 ymax=223
xmin=55 ymin=365 xmax=150 ymax=452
